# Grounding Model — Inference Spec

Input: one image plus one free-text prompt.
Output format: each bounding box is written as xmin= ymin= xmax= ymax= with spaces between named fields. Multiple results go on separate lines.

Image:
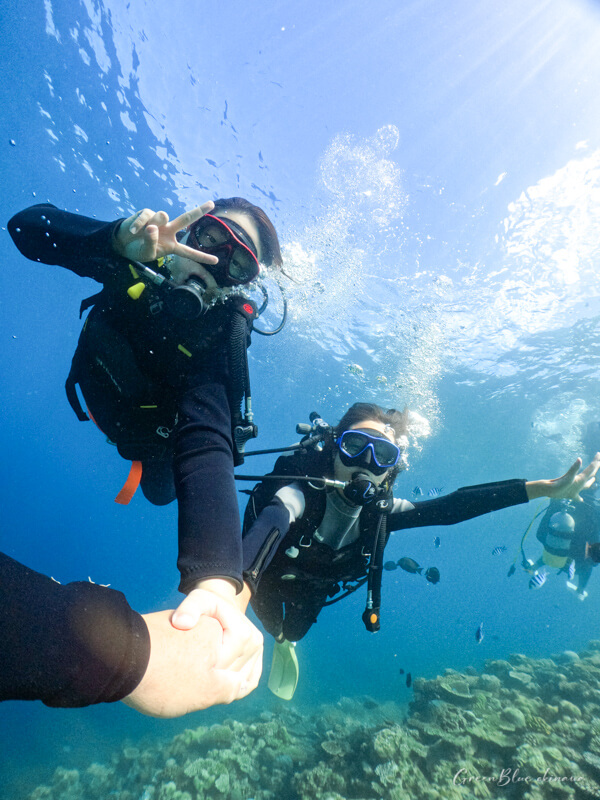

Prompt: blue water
xmin=2 ymin=0 xmax=600 ymax=796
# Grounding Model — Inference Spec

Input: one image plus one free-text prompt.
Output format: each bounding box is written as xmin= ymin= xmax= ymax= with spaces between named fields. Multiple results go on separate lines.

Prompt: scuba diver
xmin=239 ymin=402 xmax=600 ymax=699
xmin=8 ymin=200 xmax=283 ymax=646
xmin=523 ymin=499 xmax=600 ymax=600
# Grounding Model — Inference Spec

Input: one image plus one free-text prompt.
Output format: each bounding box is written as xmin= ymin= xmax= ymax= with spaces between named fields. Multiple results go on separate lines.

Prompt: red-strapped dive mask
xmin=187 ymin=213 xmax=260 ymax=287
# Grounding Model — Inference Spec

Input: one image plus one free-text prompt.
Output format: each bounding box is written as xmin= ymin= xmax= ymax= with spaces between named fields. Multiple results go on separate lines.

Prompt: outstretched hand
xmin=123 ymin=591 xmax=263 ymax=718
xmin=113 ymin=203 xmax=219 ymax=265
xmin=527 ymin=452 xmax=600 ymax=502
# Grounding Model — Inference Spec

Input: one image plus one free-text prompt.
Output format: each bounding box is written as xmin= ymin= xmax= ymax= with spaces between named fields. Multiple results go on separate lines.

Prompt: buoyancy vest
xmin=244 ymin=449 xmax=391 ymax=588
xmin=66 ymin=259 xmax=257 ymax=500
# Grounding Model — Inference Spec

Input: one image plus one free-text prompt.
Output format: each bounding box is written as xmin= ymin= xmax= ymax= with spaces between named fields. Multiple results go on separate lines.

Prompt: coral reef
xmin=22 ymin=644 xmax=600 ymax=800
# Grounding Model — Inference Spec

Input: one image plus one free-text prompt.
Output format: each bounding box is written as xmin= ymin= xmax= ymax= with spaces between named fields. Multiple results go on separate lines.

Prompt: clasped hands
xmin=124 ymin=583 xmax=263 ymax=718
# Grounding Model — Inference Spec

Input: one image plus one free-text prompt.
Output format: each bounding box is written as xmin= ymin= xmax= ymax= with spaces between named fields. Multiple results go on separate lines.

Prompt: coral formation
xmin=21 ymin=643 xmax=600 ymax=800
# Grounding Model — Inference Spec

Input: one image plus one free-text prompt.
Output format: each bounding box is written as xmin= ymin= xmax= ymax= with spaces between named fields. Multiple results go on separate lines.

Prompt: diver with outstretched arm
xmin=235 ymin=403 xmax=599 ymax=699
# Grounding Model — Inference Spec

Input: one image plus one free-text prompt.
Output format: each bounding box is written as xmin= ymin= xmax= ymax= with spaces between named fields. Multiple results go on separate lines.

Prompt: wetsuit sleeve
xmin=242 ymin=484 xmax=306 ymax=593
xmin=388 ymin=479 xmax=529 ymax=531
xmin=173 ymin=381 xmax=245 ymax=594
xmin=0 ymin=552 xmax=150 ymax=708
xmin=7 ymin=204 xmax=123 ymax=282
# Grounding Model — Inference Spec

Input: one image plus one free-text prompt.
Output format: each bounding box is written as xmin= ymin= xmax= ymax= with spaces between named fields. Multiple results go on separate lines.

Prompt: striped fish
xmin=529 ymin=570 xmax=548 ymax=590
xmin=428 ymin=487 xmax=444 ymax=497
xmin=492 ymin=546 xmax=507 ymax=556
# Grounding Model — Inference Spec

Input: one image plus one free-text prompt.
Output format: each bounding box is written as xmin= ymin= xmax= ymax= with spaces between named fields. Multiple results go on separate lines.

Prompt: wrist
xmin=111 ymin=220 xmax=126 ymax=257
xmin=525 ymin=480 xmax=549 ymax=500
xmin=190 ymin=577 xmax=238 ymax=602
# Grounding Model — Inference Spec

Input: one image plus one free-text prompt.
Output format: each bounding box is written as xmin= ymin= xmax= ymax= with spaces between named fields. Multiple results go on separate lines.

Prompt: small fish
xmin=433 ymin=536 xmax=441 ymax=548
xmin=398 ymin=557 xmax=423 ymax=574
xmin=568 ymin=560 xmax=576 ymax=581
xmin=475 ymin=623 xmax=484 ymax=644
xmin=529 ymin=570 xmax=548 ymax=590
xmin=383 ymin=560 xmax=398 ymax=571
xmin=507 ymin=564 xmax=516 ymax=577
xmin=428 ymin=487 xmax=443 ymax=497
xmin=406 ymin=672 xmax=412 ymax=688
xmin=425 ymin=567 xmax=440 ymax=584
xmin=347 ymin=363 xmax=364 ymax=377
xmin=412 ymin=486 xmax=423 ymax=497
xmin=492 ymin=546 xmax=507 ymax=556
xmin=399 ymin=668 xmax=405 ymax=675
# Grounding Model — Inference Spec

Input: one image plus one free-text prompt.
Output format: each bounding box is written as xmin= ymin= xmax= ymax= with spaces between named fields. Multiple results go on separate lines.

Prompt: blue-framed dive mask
xmin=336 ymin=428 xmax=401 ymax=476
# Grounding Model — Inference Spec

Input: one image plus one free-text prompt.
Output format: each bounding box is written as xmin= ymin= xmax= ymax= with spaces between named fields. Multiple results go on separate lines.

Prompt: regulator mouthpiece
xmin=165 ymin=277 xmax=207 ymax=320
xmin=343 ymin=473 xmax=379 ymax=506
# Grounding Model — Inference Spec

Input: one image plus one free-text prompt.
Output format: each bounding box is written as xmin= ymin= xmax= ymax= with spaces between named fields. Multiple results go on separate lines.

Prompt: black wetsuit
xmin=242 ymin=448 xmax=529 ymax=641
xmin=8 ymin=205 xmax=257 ymax=593
xmin=0 ymin=552 xmax=149 ymax=707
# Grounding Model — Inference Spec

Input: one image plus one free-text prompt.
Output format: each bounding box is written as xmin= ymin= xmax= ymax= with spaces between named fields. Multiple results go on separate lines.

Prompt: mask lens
xmin=339 ymin=430 xmax=400 ymax=468
xmin=372 ymin=438 xmax=400 ymax=467
xmin=229 ymin=249 xmax=258 ymax=282
xmin=193 ymin=222 xmax=227 ymax=249
xmin=340 ymin=431 xmax=370 ymax=457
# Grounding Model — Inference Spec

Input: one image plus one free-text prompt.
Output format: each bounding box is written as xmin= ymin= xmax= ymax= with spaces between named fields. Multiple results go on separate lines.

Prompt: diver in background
xmin=239 ymin=402 xmax=600 ymax=699
xmin=526 ymin=500 xmax=600 ymax=600
xmin=8 ymin=199 xmax=281 ymax=660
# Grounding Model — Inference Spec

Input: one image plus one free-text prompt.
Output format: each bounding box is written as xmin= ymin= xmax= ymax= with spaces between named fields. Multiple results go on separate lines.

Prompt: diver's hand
xmin=525 ymin=452 xmax=600 ymax=501
xmin=122 ymin=603 xmax=263 ymax=717
xmin=112 ymin=203 xmax=219 ymax=265
xmin=169 ymin=583 xmax=262 ymax=695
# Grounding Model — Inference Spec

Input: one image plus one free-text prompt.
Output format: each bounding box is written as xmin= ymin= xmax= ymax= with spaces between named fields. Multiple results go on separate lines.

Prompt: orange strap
xmin=115 ymin=461 xmax=143 ymax=505
xmin=83 ymin=405 xmax=142 ymax=505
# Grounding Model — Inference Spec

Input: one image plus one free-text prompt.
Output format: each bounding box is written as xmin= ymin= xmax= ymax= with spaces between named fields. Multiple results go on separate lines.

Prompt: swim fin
xmin=268 ymin=639 xmax=299 ymax=700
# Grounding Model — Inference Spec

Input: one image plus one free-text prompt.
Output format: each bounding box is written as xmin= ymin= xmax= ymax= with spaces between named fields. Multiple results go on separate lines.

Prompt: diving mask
xmin=337 ymin=428 xmax=401 ymax=476
xmin=187 ymin=213 xmax=260 ymax=287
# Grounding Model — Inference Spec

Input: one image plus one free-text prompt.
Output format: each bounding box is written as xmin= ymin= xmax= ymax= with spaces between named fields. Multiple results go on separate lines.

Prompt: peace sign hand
xmin=113 ymin=202 xmax=219 ymax=265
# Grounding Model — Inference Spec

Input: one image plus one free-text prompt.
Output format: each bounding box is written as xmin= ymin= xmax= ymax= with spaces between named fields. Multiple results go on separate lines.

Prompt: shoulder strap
xmin=226 ymin=297 xmax=259 ymax=465
xmin=79 ymin=290 xmax=105 ymax=319
xmin=362 ymin=493 xmax=394 ymax=632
